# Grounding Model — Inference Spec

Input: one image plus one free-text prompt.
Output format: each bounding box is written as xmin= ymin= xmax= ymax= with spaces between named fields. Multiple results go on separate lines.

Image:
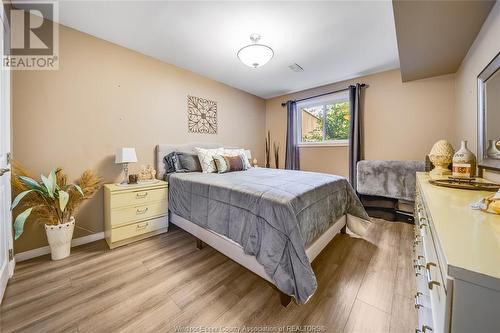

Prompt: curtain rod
xmin=280 ymin=83 xmax=367 ymax=107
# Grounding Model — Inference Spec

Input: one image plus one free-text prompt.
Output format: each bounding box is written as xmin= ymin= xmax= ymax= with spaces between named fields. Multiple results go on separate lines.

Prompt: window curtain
xmin=285 ymin=100 xmax=300 ymax=170
xmin=348 ymin=84 xmax=364 ymax=191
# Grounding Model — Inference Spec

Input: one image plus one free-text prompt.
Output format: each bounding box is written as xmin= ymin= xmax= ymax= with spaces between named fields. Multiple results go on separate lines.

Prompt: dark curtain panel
xmin=348 ymin=84 xmax=364 ymax=191
xmin=285 ymin=100 xmax=300 ymax=170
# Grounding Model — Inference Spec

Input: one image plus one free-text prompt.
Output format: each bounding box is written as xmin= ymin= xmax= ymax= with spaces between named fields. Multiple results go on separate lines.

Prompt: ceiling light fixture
xmin=237 ymin=33 xmax=274 ymax=68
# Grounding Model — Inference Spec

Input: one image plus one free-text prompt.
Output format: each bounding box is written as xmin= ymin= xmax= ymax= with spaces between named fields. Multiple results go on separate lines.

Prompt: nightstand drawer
xmin=111 ymin=187 xmax=167 ymax=209
xmin=110 ymin=201 xmax=167 ymax=226
xmin=110 ymin=217 xmax=168 ymax=243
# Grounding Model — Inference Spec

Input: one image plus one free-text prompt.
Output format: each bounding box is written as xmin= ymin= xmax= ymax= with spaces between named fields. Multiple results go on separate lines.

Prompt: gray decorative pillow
xmin=177 ymin=153 xmax=202 ymax=172
xmin=164 ymin=152 xmax=182 ymax=174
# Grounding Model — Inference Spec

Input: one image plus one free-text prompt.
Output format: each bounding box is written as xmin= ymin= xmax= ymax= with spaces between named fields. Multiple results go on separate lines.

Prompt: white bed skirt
xmin=170 ymin=212 xmax=360 ymax=284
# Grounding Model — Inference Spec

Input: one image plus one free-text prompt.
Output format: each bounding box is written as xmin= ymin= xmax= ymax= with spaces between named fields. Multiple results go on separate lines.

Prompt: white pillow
xmin=224 ymin=148 xmax=252 ymax=169
xmin=195 ymin=147 xmax=224 ymax=173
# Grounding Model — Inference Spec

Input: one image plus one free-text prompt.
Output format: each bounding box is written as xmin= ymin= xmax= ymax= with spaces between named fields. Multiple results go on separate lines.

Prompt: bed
xmin=155 ymin=143 xmax=370 ymax=305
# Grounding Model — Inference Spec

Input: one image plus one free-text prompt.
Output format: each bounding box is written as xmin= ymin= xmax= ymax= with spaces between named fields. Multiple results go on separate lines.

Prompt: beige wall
xmin=453 ymin=1 xmax=500 ymax=180
xmin=12 ymin=24 xmax=265 ymax=252
xmin=266 ymin=69 xmax=455 ymax=176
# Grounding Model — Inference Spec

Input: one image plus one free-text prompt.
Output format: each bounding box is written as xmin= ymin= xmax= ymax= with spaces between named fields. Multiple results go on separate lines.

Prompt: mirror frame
xmin=477 ymin=51 xmax=500 ymax=173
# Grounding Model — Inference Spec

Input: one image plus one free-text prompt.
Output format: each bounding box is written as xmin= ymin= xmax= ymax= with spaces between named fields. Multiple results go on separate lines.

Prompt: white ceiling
xmin=56 ymin=1 xmax=400 ymax=99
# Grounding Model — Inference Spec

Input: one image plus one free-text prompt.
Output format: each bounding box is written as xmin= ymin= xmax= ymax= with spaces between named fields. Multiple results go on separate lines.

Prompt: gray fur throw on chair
xmin=356 ymin=160 xmax=425 ymax=202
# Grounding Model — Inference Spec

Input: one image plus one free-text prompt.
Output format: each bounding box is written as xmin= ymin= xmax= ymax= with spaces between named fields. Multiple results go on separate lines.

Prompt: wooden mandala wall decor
xmin=187 ymin=95 xmax=218 ymax=134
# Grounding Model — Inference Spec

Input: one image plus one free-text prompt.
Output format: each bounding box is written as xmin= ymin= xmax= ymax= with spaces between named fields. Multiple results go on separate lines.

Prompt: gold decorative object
xmin=490 ymin=200 xmax=500 ymax=214
xmin=187 ymin=95 xmax=217 ymax=134
xmin=428 ymin=140 xmax=454 ymax=177
xmin=138 ymin=165 xmax=156 ymax=181
xmin=482 ymin=190 xmax=500 ymax=214
xmin=452 ymin=140 xmax=476 ymax=177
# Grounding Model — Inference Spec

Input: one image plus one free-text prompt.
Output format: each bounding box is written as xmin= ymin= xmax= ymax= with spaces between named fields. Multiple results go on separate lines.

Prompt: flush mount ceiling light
xmin=237 ymin=33 xmax=274 ymax=68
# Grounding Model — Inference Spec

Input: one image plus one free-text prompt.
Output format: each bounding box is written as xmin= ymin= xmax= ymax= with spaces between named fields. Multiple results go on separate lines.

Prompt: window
xmin=299 ymin=91 xmax=350 ymax=146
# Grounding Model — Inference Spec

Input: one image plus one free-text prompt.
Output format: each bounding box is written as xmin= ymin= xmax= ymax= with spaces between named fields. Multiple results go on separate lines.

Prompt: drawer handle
xmin=414 ymin=292 xmax=423 ymax=309
xmin=136 ymin=192 xmax=148 ymax=198
xmin=136 ymin=222 xmax=149 ymax=230
xmin=136 ymin=207 xmax=149 ymax=214
xmin=426 ymin=262 xmax=441 ymax=290
xmin=414 ymin=263 xmax=425 ymax=270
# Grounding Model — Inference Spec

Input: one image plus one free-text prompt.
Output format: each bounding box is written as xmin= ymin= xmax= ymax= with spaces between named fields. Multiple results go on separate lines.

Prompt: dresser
xmin=104 ymin=181 xmax=168 ymax=249
xmin=414 ymin=173 xmax=500 ymax=333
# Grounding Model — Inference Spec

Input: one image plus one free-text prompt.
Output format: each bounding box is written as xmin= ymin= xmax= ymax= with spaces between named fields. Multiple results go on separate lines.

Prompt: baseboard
xmin=15 ymin=232 xmax=105 ymax=262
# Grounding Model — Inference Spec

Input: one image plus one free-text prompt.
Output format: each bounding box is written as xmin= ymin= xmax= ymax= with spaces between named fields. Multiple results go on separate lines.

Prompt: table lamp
xmin=115 ymin=147 xmax=137 ymax=184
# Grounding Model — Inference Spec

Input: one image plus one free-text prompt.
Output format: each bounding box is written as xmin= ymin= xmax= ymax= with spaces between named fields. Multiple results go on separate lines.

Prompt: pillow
xmin=163 ymin=152 xmax=181 ymax=174
xmin=195 ymin=147 xmax=224 ymax=173
xmin=223 ymin=155 xmax=245 ymax=172
xmin=177 ymin=153 xmax=202 ymax=172
xmin=224 ymin=148 xmax=252 ymax=169
xmin=213 ymin=155 xmax=230 ymax=173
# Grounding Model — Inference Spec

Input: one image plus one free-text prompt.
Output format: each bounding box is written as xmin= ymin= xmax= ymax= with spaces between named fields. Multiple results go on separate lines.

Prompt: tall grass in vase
xmin=11 ymin=161 xmax=102 ymax=260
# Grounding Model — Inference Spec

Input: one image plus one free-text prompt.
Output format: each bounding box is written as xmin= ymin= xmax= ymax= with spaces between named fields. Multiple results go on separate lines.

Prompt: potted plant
xmin=11 ymin=162 xmax=102 ymax=260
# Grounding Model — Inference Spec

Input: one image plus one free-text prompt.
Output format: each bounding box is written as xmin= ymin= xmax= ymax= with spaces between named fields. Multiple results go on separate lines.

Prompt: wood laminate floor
xmin=0 ymin=219 xmax=417 ymax=333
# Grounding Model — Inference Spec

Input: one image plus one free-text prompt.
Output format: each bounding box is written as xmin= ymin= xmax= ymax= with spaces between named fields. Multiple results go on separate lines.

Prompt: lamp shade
xmin=237 ymin=44 xmax=274 ymax=68
xmin=115 ymin=147 xmax=137 ymax=164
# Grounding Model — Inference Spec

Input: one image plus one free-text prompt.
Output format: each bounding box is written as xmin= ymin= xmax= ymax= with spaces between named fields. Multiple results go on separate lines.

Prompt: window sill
xmin=298 ymin=142 xmax=349 ymax=148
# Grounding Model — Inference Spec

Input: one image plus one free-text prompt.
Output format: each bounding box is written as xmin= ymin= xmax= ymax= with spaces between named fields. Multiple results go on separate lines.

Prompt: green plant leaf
xmin=11 ymin=190 xmax=33 ymax=210
xmin=40 ymin=175 xmax=51 ymax=196
xmin=58 ymin=190 xmax=69 ymax=212
xmin=72 ymin=184 xmax=84 ymax=197
xmin=13 ymin=207 xmax=33 ymax=240
xmin=18 ymin=176 xmax=44 ymax=192
xmin=41 ymin=170 xmax=56 ymax=198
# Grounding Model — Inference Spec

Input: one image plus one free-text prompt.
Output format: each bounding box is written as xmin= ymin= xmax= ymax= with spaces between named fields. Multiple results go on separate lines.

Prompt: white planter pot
xmin=45 ymin=217 xmax=75 ymax=261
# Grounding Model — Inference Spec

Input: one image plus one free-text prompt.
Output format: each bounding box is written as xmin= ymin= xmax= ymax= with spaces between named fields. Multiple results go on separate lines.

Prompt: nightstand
xmin=104 ymin=180 xmax=168 ymax=249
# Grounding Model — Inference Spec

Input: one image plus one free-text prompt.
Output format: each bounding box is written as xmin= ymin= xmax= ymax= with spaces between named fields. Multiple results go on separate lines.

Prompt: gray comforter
xmin=168 ymin=168 xmax=370 ymax=303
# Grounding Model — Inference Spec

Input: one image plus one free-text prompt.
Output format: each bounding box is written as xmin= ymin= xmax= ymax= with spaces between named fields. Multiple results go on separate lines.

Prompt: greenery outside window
xmin=299 ymin=91 xmax=350 ymax=146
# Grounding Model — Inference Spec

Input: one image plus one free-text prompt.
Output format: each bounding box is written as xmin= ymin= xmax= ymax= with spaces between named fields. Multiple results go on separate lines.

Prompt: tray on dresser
xmin=429 ymin=177 xmax=500 ymax=191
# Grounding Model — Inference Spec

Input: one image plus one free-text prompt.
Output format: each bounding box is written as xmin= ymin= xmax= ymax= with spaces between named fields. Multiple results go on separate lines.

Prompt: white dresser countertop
xmin=417 ymin=172 xmax=500 ymax=289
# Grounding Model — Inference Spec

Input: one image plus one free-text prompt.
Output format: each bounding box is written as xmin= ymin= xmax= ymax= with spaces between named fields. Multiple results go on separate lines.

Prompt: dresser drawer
xmin=110 ymin=216 xmax=168 ymax=243
xmin=415 ymin=183 xmax=448 ymax=333
xmin=110 ymin=201 xmax=168 ymax=226
xmin=416 ymin=302 xmax=434 ymax=333
xmin=110 ymin=187 xmax=167 ymax=209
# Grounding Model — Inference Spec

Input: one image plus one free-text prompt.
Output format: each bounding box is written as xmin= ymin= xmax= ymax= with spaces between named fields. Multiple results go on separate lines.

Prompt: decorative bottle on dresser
xmin=452 ymin=140 xmax=476 ymax=178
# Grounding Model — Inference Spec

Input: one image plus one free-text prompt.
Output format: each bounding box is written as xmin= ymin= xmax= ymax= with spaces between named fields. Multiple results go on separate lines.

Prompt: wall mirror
xmin=478 ymin=51 xmax=500 ymax=172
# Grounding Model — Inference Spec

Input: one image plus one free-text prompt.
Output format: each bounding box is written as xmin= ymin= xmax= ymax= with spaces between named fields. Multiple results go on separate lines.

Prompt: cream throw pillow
xmin=195 ymin=147 xmax=224 ymax=173
xmin=224 ymin=148 xmax=251 ymax=169
xmin=213 ymin=155 xmax=229 ymax=173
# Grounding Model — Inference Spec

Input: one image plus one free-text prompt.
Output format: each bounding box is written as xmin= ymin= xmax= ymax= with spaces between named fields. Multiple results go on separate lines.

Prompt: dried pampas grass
xmin=11 ymin=160 xmax=103 ymax=226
